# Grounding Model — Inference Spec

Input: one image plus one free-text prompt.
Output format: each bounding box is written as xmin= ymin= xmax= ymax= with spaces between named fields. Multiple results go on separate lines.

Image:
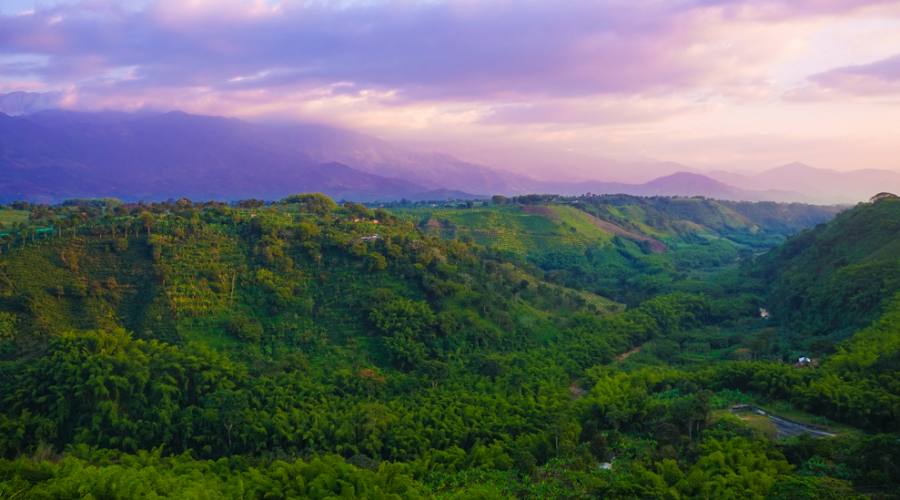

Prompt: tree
xmin=0 ymin=312 xmax=16 ymax=340
xmin=369 ymin=292 xmax=437 ymax=370
xmin=667 ymin=391 xmax=711 ymax=441
xmin=140 ymin=211 xmax=154 ymax=237
xmin=226 ymin=316 xmax=264 ymax=343
xmin=283 ymin=193 xmax=337 ymax=215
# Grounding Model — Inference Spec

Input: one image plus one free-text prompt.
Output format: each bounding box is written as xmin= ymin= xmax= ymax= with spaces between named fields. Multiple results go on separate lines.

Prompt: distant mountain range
xmin=542 ymin=172 xmax=805 ymax=203
xmin=706 ymin=163 xmax=900 ymax=204
xmin=1 ymin=110 xmax=897 ymax=204
xmin=0 ymin=110 xmax=534 ymax=203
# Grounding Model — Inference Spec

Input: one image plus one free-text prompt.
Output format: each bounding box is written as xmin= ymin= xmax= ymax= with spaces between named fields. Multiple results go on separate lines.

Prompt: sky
xmin=2 ymin=0 xmax=900 ymax=180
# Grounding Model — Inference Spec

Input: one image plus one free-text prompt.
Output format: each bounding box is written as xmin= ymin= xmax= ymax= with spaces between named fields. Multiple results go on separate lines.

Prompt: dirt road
xmin=731 ymin=405 xmax=836 ymax=439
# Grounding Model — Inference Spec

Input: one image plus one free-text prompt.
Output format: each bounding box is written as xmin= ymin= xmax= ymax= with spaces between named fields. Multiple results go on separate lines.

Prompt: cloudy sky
xmin=2 ymin=0 xmax=900 ymax=179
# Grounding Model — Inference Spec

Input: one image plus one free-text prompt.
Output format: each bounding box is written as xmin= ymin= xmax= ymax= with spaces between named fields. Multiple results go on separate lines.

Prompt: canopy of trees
xmin=0 ymin=195 xmax=896 ymax=498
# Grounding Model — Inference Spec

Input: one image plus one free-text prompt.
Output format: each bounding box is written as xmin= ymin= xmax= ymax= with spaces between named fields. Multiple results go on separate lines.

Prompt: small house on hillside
xmin=796 ymin=356 xmax=812 ymax=368
xmin=759 ymin=308 xmax=770 ymax=319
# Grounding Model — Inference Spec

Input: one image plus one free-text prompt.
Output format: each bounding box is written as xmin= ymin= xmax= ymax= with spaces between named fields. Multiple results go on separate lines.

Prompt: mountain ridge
xmin=707 ymin=162 xmax=900 ymax=204
xmin=1 ymin=110 xmax=892 ymax=204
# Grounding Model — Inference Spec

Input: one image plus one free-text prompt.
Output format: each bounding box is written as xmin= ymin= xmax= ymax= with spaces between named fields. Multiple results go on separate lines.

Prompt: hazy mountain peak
xmin=0 ymin=91 xmax=63 ymax=116
xmin=648 ymin=171 xmax=730 ymax=184
xmin=764 ymin=162 xmax=824 ymax=174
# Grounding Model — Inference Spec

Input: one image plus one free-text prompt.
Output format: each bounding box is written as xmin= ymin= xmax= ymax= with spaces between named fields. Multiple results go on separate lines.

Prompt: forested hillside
xmin=753 ymin=196 xmax=900 ymax=344
xmin=0 ymin=195 xmax=897 ymax=498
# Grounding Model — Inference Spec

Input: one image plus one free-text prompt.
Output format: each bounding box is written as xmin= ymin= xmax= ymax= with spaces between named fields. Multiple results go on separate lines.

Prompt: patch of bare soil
xmin=616 ymin=345 xmax=643 ymax=362
xmin=581 ymin=213 xmax=667 ymax=253
xmin=569 ymin=382 xmax=588 ymax=399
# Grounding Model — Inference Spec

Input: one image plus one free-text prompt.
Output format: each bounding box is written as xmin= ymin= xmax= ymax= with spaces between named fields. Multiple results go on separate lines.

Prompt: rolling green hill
xmin=403 ymin=195 xmax=839 ymax=304
xmin=0 ymin=197 xmax=625 ymax=364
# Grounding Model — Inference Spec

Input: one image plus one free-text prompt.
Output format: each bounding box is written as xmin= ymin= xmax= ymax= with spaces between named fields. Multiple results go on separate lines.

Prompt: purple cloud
xmin=480 ymin=97 xmax=691 ymax=126
xmin=806 ymin=53 xmax=900 ymax=96
xmin=1 ymin=0 xmax=892 ymax=107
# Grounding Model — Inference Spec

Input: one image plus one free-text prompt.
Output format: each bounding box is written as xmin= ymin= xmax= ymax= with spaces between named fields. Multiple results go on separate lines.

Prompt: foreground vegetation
xmin=0 ymin=194 xmax=897 ymax=498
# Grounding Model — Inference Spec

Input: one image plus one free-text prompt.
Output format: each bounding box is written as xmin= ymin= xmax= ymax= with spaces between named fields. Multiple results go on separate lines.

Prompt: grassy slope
xmin=413 ymin=204 xmax=612 ymax=256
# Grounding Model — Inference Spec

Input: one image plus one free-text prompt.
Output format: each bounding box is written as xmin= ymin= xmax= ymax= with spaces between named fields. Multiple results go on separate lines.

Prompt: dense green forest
xmin=0 ymin=194 xmax=897 ymax=498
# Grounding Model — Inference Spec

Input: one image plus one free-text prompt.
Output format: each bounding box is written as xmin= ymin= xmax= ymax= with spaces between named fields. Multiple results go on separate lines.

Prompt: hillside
xmin=405 ymin=195 xmax=840 ymax=304
xmin=0 ymin=195 xmax=897 ymax=498
xmin=753 ymin=196 xmax=900 ymax=343
xmin=0 ymin=197 xmax=629 ymax=358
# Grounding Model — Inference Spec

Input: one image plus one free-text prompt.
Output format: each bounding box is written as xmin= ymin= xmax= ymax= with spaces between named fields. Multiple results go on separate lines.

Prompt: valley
xmin=3 ymin=1 xmax=899 ymax=497
xmin=0 ymin=193 xmax=896 ymax=498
